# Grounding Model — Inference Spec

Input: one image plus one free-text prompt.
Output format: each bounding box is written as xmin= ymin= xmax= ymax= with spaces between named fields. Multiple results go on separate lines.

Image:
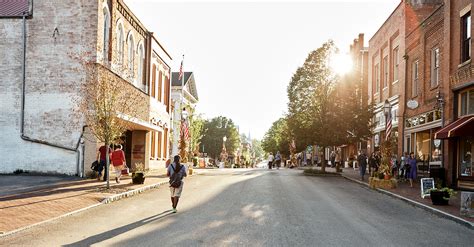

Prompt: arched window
xmin=116 ymin=23 xmax=124 ymax=65
xmin=102 ymin=8 xmax=110 ymax=62
xmin=137 ymin=43 xmax=144 ymax=90
xmin=128 ymin=33 xmax=135 ymax=78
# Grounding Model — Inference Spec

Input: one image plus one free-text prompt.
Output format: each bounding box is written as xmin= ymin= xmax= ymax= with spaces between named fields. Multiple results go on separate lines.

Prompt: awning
xmin=117 ymin=113 xmax=163 ymax=132
xmin=434 ymin=116 xmax=474 ymax=139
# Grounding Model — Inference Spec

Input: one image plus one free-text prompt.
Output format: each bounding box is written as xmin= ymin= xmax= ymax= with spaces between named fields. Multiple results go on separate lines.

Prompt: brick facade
xmin=0 ymin=0 xmax=172 ymax=175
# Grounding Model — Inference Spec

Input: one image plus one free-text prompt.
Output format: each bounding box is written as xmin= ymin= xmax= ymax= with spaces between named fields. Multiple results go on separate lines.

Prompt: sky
xmin=125 ymin=0 xmax=401 ymax=139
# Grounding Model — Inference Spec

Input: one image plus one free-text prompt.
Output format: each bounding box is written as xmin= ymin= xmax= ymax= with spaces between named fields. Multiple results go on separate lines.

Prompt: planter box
xmin=132 ymin=173 xmax=146 ymax=184
xmin=369 ymin=177 xmax=397 ymax=190
xmin=430 ymin=190 xmax=450 ymax=205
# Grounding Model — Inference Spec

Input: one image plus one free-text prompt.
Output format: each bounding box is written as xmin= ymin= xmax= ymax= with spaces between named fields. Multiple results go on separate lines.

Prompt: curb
xmin=341 ymin=175 xmax=474 ymax=230
xmin=0 ymin=179 xmax=171 ymax=238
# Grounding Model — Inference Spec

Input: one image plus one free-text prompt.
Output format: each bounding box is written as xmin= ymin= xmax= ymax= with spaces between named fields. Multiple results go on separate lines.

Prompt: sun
xmin=330 ymin=53 xmax=353 ymax=75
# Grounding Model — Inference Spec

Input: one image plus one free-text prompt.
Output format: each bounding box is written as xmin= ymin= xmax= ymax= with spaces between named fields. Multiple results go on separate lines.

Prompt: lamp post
xmin=383 ymin=99 xmax=392 ymax=142
xmin=179 ymin=107 xmax=188 ymax=161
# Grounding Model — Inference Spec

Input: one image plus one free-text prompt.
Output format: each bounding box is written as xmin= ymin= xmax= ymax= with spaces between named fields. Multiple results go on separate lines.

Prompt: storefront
xmin=404 ymin=109 xmax=443 ymax=175
xmin=435 ymin=87 xmax=474 ymax=190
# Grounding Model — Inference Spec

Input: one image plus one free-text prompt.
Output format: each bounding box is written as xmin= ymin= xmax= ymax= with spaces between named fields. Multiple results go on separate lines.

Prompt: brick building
xmin=0 ymin=0 xmax=172 ymax=175
xmin=434 ymin=0 xmax=474 ymax=190
xmin=368 ymin=0 xmax=443 ymax=157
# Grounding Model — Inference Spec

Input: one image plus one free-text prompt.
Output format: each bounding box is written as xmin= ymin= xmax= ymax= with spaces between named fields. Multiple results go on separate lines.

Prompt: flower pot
xmin=384 ymin=174 xmax=391 ymax=180
xmin=132 ymin=173 xmax=146 ymax=184
xmin=430 ymin=190 xmax=450 ymax=205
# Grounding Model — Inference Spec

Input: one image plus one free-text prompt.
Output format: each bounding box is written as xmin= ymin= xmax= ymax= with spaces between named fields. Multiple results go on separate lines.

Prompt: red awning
xmin=434 ymin=116 xmax=474 ymax=139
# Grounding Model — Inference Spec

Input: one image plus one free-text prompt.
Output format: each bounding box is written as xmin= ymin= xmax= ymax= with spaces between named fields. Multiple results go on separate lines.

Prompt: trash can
xmin=429 ymin=167 xmax=446 ymax=187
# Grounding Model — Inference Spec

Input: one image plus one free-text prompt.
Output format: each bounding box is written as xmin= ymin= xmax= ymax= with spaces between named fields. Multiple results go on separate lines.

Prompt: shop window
xmin=431 ymin=48 xmax=440 ymax=87
xmin=460 ymin=136 xmax=473 ymax=177
xmin=461 ymin=12 xmax=471 ymax=63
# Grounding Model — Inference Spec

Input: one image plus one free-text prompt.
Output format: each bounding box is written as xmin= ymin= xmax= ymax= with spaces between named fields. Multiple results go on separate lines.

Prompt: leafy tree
xmin=287 ymin=40 xmax=372 ymax=172
xmin=262 ymin=117 xmax=291 ymax=157
xmin=200 ymin=116 xmax=240 ymax=160
xmin=251 ymin=139 xmax=264 ymax=160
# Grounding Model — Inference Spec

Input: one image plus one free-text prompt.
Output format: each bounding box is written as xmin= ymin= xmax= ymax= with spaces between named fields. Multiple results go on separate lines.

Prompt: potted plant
xmin=428 ymin=187 xmax=456 ymax=205
xmin=131 ymin=163 xmax=148 ymax=184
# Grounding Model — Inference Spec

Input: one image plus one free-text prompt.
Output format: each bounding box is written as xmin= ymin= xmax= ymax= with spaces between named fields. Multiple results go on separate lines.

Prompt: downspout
xmin=19 ymin=10 xmax=85 ymax=176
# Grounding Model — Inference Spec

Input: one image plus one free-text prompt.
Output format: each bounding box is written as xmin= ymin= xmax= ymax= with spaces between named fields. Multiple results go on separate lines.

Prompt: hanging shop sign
xmin=434 ymin=139 xmax=441 ymax=148
xmin=407 ymin=100 xmax=419 ymax=110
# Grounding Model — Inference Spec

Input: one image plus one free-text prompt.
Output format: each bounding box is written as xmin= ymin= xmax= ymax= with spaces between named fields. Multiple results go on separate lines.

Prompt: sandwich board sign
xmin=420 ymin=178 xmax=435 ymax=198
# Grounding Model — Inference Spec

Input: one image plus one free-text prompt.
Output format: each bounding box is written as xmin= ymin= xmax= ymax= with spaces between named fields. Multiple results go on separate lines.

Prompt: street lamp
xmin=383 ymin=99 xmax=392 ymax=142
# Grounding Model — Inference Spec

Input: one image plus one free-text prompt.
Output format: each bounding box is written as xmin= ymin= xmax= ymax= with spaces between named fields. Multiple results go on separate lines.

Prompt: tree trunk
xmin=321 ymin=146 xmax=327 ymax=173
xmin=105 ymin=141 xmax=110 ymax=189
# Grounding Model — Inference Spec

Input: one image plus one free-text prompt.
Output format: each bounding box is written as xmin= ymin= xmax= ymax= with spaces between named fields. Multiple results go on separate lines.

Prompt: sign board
xmin=460 ymin=191 xmax=474 ymax=218
xmin=407 ymin=100 xmax=419 ymax=109
xmin=420 ymin=178 xmax=435 ymax=198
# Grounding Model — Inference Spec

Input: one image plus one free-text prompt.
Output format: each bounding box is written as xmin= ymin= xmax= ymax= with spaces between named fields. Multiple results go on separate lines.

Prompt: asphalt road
xmin=2 ymin=169 xmax=473 ymax=246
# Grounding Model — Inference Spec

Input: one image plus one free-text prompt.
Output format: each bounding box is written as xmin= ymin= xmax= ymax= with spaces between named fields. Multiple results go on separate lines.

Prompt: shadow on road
xmin=63 ymin=210 xmax=175 ymax=247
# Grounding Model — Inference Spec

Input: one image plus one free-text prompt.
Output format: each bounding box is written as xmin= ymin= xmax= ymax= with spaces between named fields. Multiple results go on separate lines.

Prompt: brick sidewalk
xmin=303 ymin=166 xmax=473 ymax=224
xmin=0 ymin=168 xmax=170 ymax=234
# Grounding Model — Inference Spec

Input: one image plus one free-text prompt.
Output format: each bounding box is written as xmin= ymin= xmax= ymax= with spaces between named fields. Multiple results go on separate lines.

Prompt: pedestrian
xmin=368 ymin=153 xmax=377 ymax=176
xmin=330 ymin=151 xmax=336 ymax=168
xmin=335 ymin=149 xmax=341 ymax=170
xmin=391 ymin=154 xmax=398 ymax=177
xmin=111 ymin=144 xmax=126 ymax=184
xmin=275 ymin=151 xmax=282 ymax=170
xmin=407 ymin=152 xmax=417 ymax=187
xmin=267 ymin=152 xmax=274 ymax=169
xmin=96 ymin=144 xmax=112 ymax=181
xmin=357 ymin=151 xmax=368 ymax=181
xmin=167 ymin=155 xmax=187 ymax=213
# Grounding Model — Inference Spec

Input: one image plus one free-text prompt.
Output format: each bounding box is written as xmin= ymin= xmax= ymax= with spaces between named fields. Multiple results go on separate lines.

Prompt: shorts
xmin=170 ymin=184 xmax=183 ymax=197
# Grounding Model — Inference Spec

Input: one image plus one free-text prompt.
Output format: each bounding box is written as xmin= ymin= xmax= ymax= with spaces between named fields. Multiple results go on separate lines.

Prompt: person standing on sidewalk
xmin=96 ymin=145 xmax=112 ymax=181
xmin=407 ymin=152 xmax=417 ymax=187
xmin=167 ymin=155 xmax=187 ymax=213
xmin=357 ymin=151 xmax=368 ymax=181
xmin=267 ymin=152 xmax=274 ymax=169
xmin=111 ymin=144 xmax=126 ymax=184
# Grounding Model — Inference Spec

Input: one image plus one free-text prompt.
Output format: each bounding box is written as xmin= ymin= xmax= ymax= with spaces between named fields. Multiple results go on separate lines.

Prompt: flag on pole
xmin=385 ymin=110 xmax=392 ymax=141
xmin=178 ymin=57 xmax=184 ymax=81
xmin=180 ymin=120 xmax=189 ymax=140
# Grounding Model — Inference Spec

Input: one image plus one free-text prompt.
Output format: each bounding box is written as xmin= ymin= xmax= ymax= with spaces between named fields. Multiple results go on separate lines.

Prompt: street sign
xmin=420 ymin=178 xmax=435 ymax=198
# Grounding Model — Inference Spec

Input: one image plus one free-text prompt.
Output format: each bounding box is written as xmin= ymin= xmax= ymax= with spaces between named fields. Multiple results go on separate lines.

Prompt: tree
xmin=287 ymin=40 xmax=372 ymax=172
xmin=200 ymin=116 xmax=240 ymax=160
xmin=188 ymin=112 xmax=204 ymax=155
xmin=78 ymin=62 xmax=147 ymax=188
xmin=261 ymin=117 xmax=291 ymax=157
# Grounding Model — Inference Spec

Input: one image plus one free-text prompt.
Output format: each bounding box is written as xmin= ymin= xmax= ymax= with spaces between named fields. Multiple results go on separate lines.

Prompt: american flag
xmin=181 ymin=120 xmax=189 ymax=140
xmin=385 ymin=110 xmax=392 ymax=141
xmin=178 ymin=56 xmax=184 ymax=81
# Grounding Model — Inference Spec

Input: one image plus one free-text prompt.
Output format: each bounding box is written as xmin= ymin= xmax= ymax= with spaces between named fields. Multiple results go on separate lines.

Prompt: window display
xmin=460 ymin=136 xmax=473 ymax=177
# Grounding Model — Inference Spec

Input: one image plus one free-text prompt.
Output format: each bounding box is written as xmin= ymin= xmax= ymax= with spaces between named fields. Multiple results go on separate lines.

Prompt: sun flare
xmin=330 ymin=53 xmax=353 ymax=75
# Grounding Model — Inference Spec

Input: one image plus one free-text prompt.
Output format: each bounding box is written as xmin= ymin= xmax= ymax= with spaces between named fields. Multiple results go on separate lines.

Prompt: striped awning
xmin=0 ymin=0 xmax=29 ymax=17
xmin=434 ymin=116 xmax=474 ymax=139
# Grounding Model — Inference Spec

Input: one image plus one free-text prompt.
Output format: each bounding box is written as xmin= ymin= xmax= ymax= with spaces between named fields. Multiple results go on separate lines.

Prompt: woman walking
xmin=407 ymin=152 xmax=417 ymax=187
xmin=111 ymin=144 xmax=126 ymax=184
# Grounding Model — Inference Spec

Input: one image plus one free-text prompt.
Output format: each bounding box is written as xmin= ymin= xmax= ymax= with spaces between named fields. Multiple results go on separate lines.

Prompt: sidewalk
xmin=0 ymin=168 xmax=171 ymax=235
xmin=303 ymin=166 xmax=473 ymax=227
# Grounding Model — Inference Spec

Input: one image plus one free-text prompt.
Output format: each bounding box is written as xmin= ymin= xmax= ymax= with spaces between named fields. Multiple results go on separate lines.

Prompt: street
xmin=2 ymin=169 xmax=473 ymax=246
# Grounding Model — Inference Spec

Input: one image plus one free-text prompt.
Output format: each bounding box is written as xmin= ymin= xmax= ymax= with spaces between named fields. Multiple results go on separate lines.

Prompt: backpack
xmin=169 ymin=164 xmax=183 ymax=188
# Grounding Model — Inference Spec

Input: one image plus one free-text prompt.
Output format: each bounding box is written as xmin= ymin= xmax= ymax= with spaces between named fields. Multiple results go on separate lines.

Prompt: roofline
xmin=118 ymin=0 xmax=149 ymax=37
xmin=152 ymin=35 xmax=173 ymax=61
xmin=369 ymin=0 xmax=404 ymax=43
xmin=405 ymin=3 xmax=444 ymax=38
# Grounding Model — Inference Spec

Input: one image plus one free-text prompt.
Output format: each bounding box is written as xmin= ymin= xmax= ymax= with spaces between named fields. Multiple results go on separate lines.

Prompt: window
xmin=164 ymin=128 xmax=168 ymax=159
xmin=151 ymin=131 xmax=156 ymax=158
xmin=383 ymin=56 xmax=388 ymax=88
xmin=102 ymin=8 xmax=110 ymax=62
xmin=374 ymin=64 xmax=380 ymax=93
xmin=158 ymin=71 xmax=163 ymax=102
xmin=431 ymin=48 xmax=440 ymax=87
xmin=165 ymin=76 xmax=170 ymax=112
xmin=151 ymin=64 xmax=156 ymax=98
xmin=461 ymin=12 xmax=471 ymax=63
xmin=460 ymin=136 xmax=473 ymax=177
xmin=157 ymin=131 xmax=162 ymax=159
xmin=127 ymin=34 xmax=135 ymax=78
xmin=393 ymin=47 xmax=399 ymax=82
xmin=459 ymin=89 xmax=474 ymax=116
xmin=412 ymin=60 xmax=419 ymax=97
xmin=116 ymin=24 xmax=124 ymax=65
xmin=137 ymin=44 xmax=144 ymax=91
